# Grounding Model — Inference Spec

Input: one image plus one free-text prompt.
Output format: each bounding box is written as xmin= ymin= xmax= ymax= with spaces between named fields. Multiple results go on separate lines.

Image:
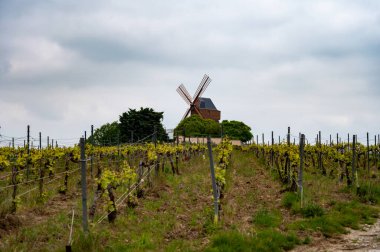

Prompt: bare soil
xmin=293 ymin=219 xmax=380 ymax=252
xmin=223 ymin=160 xmax=281 ymax=231
xmin=0 ymin=191 xmax=78 ymax=239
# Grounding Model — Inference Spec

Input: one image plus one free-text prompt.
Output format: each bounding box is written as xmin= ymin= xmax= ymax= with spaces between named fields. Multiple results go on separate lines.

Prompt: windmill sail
xmin=176 ymin=84 xmax=192 ymax=105
xmin=177 ymin=74 xmax=219 ymax=122
xmin=193 ymin=74 xmax=212 ymax=101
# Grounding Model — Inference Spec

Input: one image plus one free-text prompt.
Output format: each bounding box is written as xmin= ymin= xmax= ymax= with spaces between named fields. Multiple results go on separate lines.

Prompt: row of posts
xmin=3 ymin=125 xmax=160 ymax=237
xmin=78 ymin=126 xmax=159 ymax=233
xmin=8 ymin=125 xmax=59 ymax=180
xmin=8 ymin=126 xmax=60 ymax=150
xmin=251 ymin=131 xmax=379 ymax=149
xmin=256 ymin=127 xmax=379 ymax=207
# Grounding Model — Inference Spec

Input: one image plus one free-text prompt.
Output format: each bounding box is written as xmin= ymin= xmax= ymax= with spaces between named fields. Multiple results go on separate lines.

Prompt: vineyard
xmin=1 ymin=130 xmax=380 ymax=251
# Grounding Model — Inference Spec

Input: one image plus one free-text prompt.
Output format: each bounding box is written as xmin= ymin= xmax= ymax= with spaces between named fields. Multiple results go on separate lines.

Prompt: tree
xmin=221 ymin=120 xmax=253 ymax=142
xmin=119 ymin=107 xmax=168 ymax=143
xmin=174 ymin=115 xmax=221 ymax=137
xmin=88 ymin=121 xmax=120 ymax=146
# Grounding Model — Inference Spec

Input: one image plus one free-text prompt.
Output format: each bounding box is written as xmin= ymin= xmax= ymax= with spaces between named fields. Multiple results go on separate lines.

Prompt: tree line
xmin=89 ymin=108 xmax=253 ymax=145
xmin=88 ymin=108 xmax=168 ymax=146
xmin=174 ymin=115 xmax=253 ymax=142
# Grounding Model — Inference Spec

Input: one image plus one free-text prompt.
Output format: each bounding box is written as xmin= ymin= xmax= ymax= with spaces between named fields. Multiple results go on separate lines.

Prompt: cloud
xmin=1 ymin=0 xmax=380 ymax=145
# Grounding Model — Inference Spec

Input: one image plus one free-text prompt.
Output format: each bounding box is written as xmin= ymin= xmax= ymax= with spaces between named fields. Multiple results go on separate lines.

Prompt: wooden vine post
xmin=11 ymin=158 xmax=18 ymax=213
xmin=352 ymin=135 xmax=359 ymax=191
xmin=207 ymin=136 xmax=219 ymax=224
xmin=90 ymin=125 xmax=94 ymax=178
xmin=80 ymin=137 xmax=88 ymax=233
xmin=286 ymin=127 xmax=291 ymax=183
xmin=336 ymin=133 xmax=339 ymax=145
xmin=271 ymin=131 xmax=274 ymax=170
xmin=26 ymin=125 xmax=30 ymax=180
xmin=298 ymin=134 xmax=305 ymax=208
xmin=375 ymin=136 xmax=378 ymax=170
xmin=366 ymin=132 xmax=370 ymax=174
xmin=318 ymin=131 xmax=322 ymax=174
xmin=38 ymin=154 xmax=45 ymax=201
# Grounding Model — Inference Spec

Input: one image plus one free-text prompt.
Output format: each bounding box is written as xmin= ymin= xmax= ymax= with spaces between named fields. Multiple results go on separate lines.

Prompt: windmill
xmin=176 ymin=74 xmax=221 ymax=122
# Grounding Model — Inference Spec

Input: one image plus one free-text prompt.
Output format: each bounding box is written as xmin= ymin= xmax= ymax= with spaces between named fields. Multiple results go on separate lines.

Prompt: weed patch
xmin=289 ymin=201 xmax=378 ymax=237
xmin=299 ymin=204 xmax=324 ymax=218
xmin=356 ymin=182 xmax=380 ymax=204
xmin=252 ymin=208 xmax=281 ymax=228
xmin=206 ymin=230 xmax=300 ymax=252
xmin=282 ymin=192 xmax=298 ymax=209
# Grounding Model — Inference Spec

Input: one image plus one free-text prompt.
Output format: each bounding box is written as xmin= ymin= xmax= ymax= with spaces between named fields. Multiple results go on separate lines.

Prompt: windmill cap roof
xmin=199 ymin=97 xmax=218 ymax=110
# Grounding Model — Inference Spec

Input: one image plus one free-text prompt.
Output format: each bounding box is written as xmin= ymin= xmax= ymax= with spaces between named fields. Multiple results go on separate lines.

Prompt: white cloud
xmin=6 ymin=37 xmax=78 ymax=76
xmin=0 ymin=0 xmax=380 ymax=145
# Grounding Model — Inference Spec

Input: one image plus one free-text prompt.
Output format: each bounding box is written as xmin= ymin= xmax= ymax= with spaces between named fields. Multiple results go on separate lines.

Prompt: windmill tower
xmin=176 ymin=74 xmax=221 ymax=122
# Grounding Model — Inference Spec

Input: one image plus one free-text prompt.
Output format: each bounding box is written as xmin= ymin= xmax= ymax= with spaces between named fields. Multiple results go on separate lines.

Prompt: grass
xmin=2 ymin=150 xmax=380 ymax=251
xmin=0 ymin=155 xmax=212 ymax=251
xmin=206 ymin=230 xmax=300 ymax=252
xmin=299 ymin=204 xmax=325 ymax=218
xmin=252 ymin=208 xmax=281 ymax=229
xmin=282 ymin=193 xmax=325 ymax=218
xmin=282 ymin=192 xmax=298 ymax=209
xmin=289 ymin=200 xmax=379 ymax=237
xmin=356 ymin=182 xmax=380 ymax=204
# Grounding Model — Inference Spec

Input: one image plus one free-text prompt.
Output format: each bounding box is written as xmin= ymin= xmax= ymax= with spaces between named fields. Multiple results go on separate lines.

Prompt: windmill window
xmin=200 ymin=101 xmax=206 ymax=108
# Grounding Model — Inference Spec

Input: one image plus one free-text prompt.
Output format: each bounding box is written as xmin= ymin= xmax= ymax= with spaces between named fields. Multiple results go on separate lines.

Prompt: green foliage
xmin=289 ymin=201 xmax=378 ymax=237
xmin=36 ymin=192 xmax=47 ymax=204
xmin=97 ymin=161 xmax=137 ymax=213
xmin=289 ymin=215 xmax=346 ymax=237
xmin=74 ymin=232 xmax=100 ymax=251
xmin=215 ymin=167 xmax=226 ymax=186
xmin=303 ymin=236 xmax=312 ymax=244
xmin=253 ymin=209 xmax=281 ymax=228
xmin=175 ymin=114 xmax=220 ymax=137
xmin=87 ymin=121 xmax=120 ymax=146
xmin=332 ymin=201 xmax=378 ymax=228
xmin=300 ymin=204 xmax=325 ymax=218
xmin=206 ymin=230 xmax=300 ymax=252
xmin=205 ymin=231 xmax=250 ymax=252
xmin=282 ymin=192 xmax=298 ymax=209
xmin=252 ymin=230 xmax=300 ymax=251
xmin=216 ymin=137 xmax=233 ymax=168
xmin=0 ymin=155 xmax=11 ymax=170
xmin=356 ymin=182 xmax=380 ymax=204
xmin=12 ymin=196 xmax=21 ymax=209
xmin=221 ymin=120 xmax=253 ymax=142
xmin=203 ymin=207 xmax=221 ymax=234
xmin=97 ymin=161 xmax=137 ymax=190
xmin=119 ymin=107 xmax=168 ymax=143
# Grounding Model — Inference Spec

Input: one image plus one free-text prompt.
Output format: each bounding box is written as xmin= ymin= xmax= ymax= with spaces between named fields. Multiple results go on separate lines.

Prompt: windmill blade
xmin=177 ymin=88 xmax=191 ymax=105
xmin=176 ymin=84 xmax=192 ymax=105
xmin=179 ymin=84 xmax=192 ymax=103
xmin=193 ymin=74 xmax=208 ymax=99
xmin=193 ymin=106 xmax=204 ymax=119
xmin=181 ymin=108 xmax=191 ymax=120
xmin=193 ymin=74 xmax=212 ymax=101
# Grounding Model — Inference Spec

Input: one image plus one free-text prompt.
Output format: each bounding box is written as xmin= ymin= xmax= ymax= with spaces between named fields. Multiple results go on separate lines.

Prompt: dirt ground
xmin=293 ymin=218 xmax=380 ymax=252
xmin=0 ymin=191 xmax=79 ymax=240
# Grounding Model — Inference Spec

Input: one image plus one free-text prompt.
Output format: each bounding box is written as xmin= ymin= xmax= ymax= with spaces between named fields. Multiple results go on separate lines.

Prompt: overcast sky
xmin=1 ymin=0 xmax=379 ymax=146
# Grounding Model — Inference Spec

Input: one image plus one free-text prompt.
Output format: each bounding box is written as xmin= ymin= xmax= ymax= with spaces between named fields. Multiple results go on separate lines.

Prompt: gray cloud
xmin=1 ymin=0 xmax=380 ymax=145
xmin=62 ymin=37 xmax=152 ymax=63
